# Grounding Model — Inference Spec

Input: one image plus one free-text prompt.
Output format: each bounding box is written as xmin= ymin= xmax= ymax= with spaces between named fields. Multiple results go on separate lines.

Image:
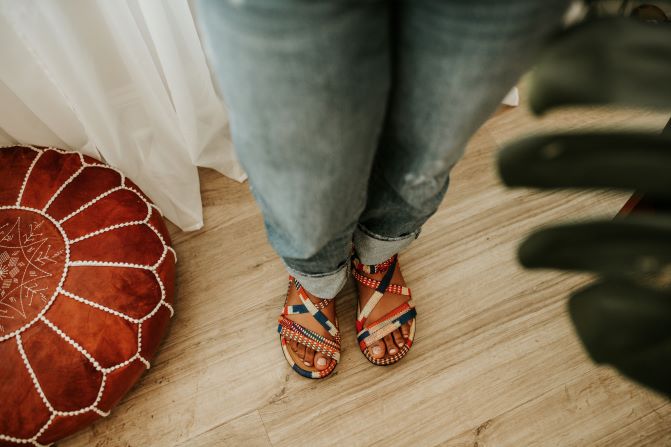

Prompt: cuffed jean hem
xmin=353 ymin=224 xmax=419 ymax=265
xmin=284 ymin=261 xmax=350 ymax=300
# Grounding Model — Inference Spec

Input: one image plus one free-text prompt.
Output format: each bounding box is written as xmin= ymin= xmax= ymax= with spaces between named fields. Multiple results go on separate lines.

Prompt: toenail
xmin=389 ymin=348 xmax=397 ymax=354
xmin=317 ymin=357 xmax=327 ymax=367
xmin=304 ymin=361 xmax=311 ymax=366
xmin=372 ymin=346 xmax=383 ymax=355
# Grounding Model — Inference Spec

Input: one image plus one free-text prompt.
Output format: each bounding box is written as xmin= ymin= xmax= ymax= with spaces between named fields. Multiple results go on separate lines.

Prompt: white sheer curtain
xmin=0 ymin=0 xmax=246 ymax=231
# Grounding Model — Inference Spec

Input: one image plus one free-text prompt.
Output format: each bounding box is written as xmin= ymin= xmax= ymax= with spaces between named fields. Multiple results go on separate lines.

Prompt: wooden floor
xmin=61 ymin=91 xmax=671 ymax=446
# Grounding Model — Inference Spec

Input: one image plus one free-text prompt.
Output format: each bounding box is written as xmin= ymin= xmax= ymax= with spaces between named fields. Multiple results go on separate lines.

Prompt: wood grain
xmin=59 ymin=84 xmax=671 ymax=446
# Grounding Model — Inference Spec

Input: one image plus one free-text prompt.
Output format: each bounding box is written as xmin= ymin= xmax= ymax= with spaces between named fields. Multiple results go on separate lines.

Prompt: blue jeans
xmin=197 ymin=0 xmax=569 ymax=298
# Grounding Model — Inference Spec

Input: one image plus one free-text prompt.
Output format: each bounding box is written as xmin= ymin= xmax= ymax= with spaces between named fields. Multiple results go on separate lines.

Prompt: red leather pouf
xmin=0 ymin=146 xmax=176 ymax=446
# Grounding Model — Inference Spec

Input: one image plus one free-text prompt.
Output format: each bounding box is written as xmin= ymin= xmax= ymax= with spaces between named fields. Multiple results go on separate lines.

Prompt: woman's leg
xmin=196 ymin=0 xmax=390 ymax=369
xmin=354 ymin=0 xmax=571 ymax=361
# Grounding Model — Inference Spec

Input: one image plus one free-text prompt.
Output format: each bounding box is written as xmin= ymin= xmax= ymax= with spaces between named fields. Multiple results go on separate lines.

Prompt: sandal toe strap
xmin=356 ymin=301 xmax=416 ymax=349
xmin=278 ymin=316 xmax=341 ymax=362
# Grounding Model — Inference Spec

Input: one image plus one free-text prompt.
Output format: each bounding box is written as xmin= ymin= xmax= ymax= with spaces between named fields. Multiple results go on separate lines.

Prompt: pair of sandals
xmin=277 ymin=253 xmax=417 ymax=379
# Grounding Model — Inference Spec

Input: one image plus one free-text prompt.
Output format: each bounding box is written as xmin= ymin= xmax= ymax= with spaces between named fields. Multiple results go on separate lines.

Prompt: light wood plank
xmin=594 ymin=403 xmax=671 ymax=447
xmin=174 ymin=411 xmax=271 ymax=447
xmin=440 ymin=368 xmax=668 ymax=447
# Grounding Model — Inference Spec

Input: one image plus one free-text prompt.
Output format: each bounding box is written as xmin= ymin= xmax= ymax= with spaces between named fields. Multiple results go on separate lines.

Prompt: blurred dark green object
xmin=570 ymin=280 xmax=671 ymax=395
xmin=497 ymin=14 xmax=671 ymax=397
xmin=499 ymin=132 xmax=671 ymax=194
xmin=529 ymin=17 xmax=671 ymax=114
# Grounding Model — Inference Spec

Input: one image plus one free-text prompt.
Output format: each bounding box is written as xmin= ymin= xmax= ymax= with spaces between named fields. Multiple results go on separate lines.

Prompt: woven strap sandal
xmin=277 ymin=277 xmax=341 ymax=379
xmin=352 ymin=253 xmax=417 ymax=366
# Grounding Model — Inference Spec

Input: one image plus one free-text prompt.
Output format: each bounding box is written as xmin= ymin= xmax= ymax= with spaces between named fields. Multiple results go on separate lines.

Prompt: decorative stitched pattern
xmin=282 ymin=304 xmax=308 ymax=315
xmin=352 ymin=254 xmax=395 ymax=274
xmin=357 ymin=255 xmax=399 ymax=325
xmin=313 ymin=299 xmax=331 ymax=311
xmin=359 ymin=300 xmax=415 ymax=335
xmin=278 ymin=317 xmax=341 ymax=353
xmin=361 ymin=322 xmax=415 ymax=366
xmin=278 ymin=319 xmax=340 ymax=362
xmin=351 ymin=270 xmax=410 ymax=297
xmin=287 ymin=278 xmax=330 ymax=310
xmin=0 ymin=210 xmax=66 ymax=338
xmin=358 ymin=306 xmax=417 ymax=349
xmin=294 ymin=279 xmax=338 ymax=337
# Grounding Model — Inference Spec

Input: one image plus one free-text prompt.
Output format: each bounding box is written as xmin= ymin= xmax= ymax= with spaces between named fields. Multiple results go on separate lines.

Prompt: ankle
xmin=352 ymin=253 xmax=397 ymax=274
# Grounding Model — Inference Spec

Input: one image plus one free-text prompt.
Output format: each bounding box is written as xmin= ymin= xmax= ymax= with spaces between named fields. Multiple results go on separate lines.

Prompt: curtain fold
xmin=0 ymin=0 xmax=245 ymax=231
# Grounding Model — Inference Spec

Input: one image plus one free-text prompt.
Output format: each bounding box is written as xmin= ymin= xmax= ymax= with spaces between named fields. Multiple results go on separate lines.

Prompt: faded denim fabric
xmin=197 ymin=0 xmax=569 ymax=298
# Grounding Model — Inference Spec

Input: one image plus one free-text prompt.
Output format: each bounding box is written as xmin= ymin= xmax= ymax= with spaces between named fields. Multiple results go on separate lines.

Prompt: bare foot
xmin=355 ymin=259 xmax=413 ymax=361
xmin=282 ymin=280 xmax=338 ymax=372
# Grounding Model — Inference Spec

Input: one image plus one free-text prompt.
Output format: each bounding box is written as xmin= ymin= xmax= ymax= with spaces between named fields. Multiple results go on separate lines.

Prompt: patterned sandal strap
xmin=351 ymin=269 xmax=410 ymax=296
xmin=352 ymin=254 xmax=395 ymax=274
xmin=356 ymin=302 xmax=416 ymax=349
xmin=278 ymin=316 xmax=341 ymax=361
xmin=283 ymin=278 xmax=330 ymax=314
xmin=284 ymin=277 xmax=338 ymax=337
xmin=278 ymin=276 xmax=340 ymax=362
xmin=352 ymin=255 xmax=411 ymax=323
xmin=282 ymin=300 xmax=330 ymax=315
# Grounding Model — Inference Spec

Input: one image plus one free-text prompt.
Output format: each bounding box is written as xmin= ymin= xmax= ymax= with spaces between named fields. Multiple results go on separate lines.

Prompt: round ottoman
xmin=0 ymin=146 xmax=176 ymax=446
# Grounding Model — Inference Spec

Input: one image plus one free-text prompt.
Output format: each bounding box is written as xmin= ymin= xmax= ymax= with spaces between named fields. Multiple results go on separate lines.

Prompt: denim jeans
xmin=197 ymin=0 xmax=569 ymax=298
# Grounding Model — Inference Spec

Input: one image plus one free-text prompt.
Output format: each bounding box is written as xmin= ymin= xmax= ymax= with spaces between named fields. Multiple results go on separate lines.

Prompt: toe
xmin=290 ymin=340 xmax=299 ymax=352
xmin=369 ymin=340 xmax=386 ymax=359
xmin=392 ymin=329 xmax=405 ymax=348
xmin=296 ymin=342 xmax=306 ymax=360
xmin=314 ymin=352 xmax=329 ymax=371
xmin=383 ymin=333 xmax=398 ymax=356
xmin=304 ymin=347 xmax=315 ymax=367
xmin=401 ymin=321 xmax=411 ymax=339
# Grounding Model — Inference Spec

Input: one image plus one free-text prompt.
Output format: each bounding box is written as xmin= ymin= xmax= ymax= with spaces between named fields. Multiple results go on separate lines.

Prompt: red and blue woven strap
xmin=352 ymin=254 xmax=416 ymax=349
xmin=278 ymin=277 xmax=340 ymax=362
xmin=353 ymin=254 xmax=395 ymax=274
xmin=278 ymin=317 xmax=341 ymax=361
xmin=351 ymin=269 xmax=410 ymax=296
xmin=289 ymin=278 xmax=338 ymax=337
xmin=356 ymin=301 xmax=416 ymax=349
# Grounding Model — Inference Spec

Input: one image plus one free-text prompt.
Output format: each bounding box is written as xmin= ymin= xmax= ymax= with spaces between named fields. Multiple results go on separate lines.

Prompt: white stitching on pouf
xmin=0 ymin=146 xmax=175 ymax=446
